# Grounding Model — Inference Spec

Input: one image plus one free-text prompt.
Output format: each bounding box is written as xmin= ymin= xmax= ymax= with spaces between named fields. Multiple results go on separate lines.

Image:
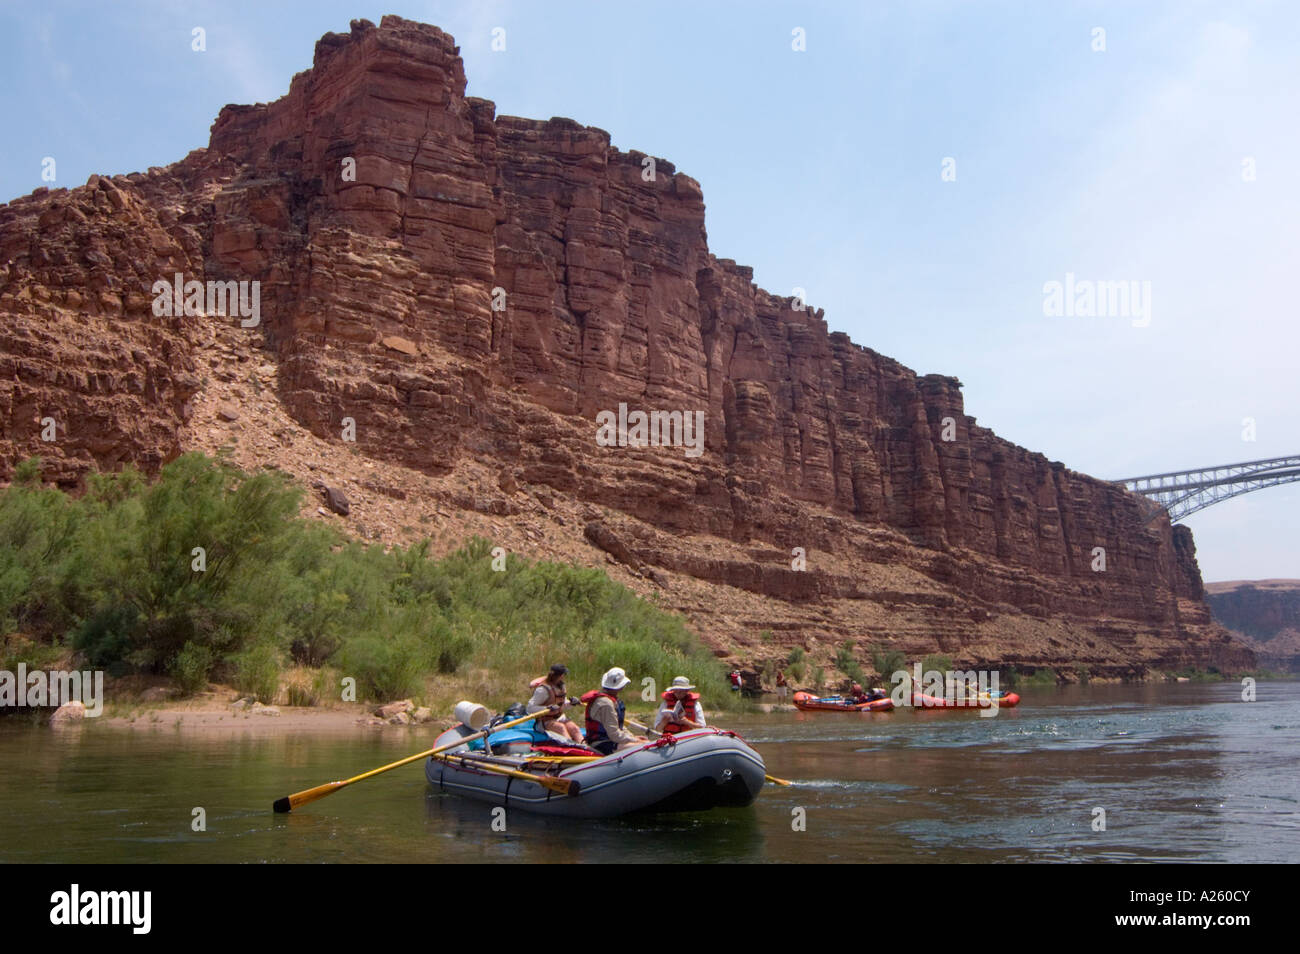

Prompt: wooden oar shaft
xmin=273 ymin=709 xmax=545 ymax=813
xmin=432 ymin=752 xmax=577 ymax=795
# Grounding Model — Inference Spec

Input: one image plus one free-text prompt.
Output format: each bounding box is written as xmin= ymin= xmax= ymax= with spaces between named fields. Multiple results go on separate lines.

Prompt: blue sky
xmin=2 ymin=1 xmax=1297 ymax=581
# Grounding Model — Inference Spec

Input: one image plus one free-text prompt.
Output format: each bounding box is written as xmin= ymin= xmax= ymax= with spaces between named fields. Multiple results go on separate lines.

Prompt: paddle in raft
xmin=272 ymin=708 xmax=557 ymax=813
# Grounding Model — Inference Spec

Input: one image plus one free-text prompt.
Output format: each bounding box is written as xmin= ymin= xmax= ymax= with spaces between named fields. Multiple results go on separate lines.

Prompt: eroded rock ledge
xmin=0 ymin=16 xmax=1252 ymax=675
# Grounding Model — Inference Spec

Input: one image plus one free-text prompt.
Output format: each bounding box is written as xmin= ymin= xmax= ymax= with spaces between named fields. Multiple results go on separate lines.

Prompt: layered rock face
xmin=1206 ymin=581 xmax=1300 ymax=672
xmin=0 ymin=16 xmax=1252 ymax=677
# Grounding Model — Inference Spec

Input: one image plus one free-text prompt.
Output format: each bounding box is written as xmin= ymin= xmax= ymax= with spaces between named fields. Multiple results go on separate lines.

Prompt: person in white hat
xmin=654 ymin=675 xmax=708 ymax=735
xmin=579 ymin=667 xmax=644 ymax=755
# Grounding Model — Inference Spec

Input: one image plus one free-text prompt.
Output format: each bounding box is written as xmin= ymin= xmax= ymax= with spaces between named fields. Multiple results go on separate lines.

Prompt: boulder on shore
xmin=49 ymin=701 xmax=86 ymax=725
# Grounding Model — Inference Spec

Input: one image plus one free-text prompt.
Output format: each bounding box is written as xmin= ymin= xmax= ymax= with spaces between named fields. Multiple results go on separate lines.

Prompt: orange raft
xmin=793 ymin=690 xmax=895 ymax=713
xmin=910 ymin=691 xmax=1020 ymax=709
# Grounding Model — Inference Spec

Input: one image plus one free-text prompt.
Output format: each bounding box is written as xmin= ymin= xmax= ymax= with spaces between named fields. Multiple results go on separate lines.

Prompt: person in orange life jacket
xmin=581 ymin=667 xmax=644 ymax=756
xmin=526 ymin=663 xmax=583 ymax=743
xmin=728 ymin=670 xmax=742 ymax=691
xmin=654 ymin=676 xmax=707 ymax=735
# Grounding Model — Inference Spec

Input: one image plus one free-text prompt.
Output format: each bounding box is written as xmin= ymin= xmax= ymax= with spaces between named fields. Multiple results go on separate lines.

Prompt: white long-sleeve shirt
xmin=654 ymin=697 xmax=706 ymax=732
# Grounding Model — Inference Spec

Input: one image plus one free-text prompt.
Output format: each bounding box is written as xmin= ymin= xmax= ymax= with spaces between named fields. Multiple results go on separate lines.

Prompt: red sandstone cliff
xmin=0 ymin=17 xmax=1252 ymax=679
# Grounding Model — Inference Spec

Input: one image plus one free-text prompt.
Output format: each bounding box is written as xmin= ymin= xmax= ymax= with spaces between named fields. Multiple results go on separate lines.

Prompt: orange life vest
xmin=659 ymin=690 xmax=701 ymax=734
xmin=581 ymin=689 xmax=624 ymax=743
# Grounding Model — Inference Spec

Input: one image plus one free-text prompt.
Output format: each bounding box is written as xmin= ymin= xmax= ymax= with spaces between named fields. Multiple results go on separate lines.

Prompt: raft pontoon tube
xmin=910 ymin=690 xmax=1020 ymax=708
xmin=792 ymin=690 xmax=895 ymax=712
xmin=426 ymin=725 xmax=767 ymax=818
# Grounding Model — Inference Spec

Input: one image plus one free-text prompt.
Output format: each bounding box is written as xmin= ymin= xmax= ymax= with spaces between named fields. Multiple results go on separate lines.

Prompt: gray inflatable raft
xmin=425 ymin=726 xmax=767 ymax=818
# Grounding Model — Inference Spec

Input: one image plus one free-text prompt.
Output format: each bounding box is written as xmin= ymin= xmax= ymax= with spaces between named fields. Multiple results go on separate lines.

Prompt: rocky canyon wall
xmin=0 ymin=16 xmax=1251 ymax=677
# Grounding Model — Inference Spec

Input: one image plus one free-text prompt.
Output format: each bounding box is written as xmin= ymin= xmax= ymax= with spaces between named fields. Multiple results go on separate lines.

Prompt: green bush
xmin=871 ymin=646 xmax=907 ymax=683
xmin=335 ymin=635 xmax=425 ymax=703
xmin=0 ymin=634 xmax=64 ymax=672
xmin=71 ymin=605 xmax=140 ymax=676
xmin=233 ymin=643 xmax=282 ymax=704
xmin=921 ymin=653 xmax=953 ymax=675
xmin=170 ymin=641 xmax=215 ymax=696
xmin=834 ymin=640 xmax=864 ymax=684
xmin=0 ymin=454 xmax=733 ymax=709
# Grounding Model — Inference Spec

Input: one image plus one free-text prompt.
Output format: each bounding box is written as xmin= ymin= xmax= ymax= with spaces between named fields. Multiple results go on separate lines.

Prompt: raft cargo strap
xmin=612 ymin=726 xmax=741 ymax=762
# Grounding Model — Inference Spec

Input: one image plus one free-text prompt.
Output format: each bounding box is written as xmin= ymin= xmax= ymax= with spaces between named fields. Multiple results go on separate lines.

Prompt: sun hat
xmin=601 ymin=667 xmax=632 ymax=691
xmin=668 ymin=676 xmax=696 ymax=691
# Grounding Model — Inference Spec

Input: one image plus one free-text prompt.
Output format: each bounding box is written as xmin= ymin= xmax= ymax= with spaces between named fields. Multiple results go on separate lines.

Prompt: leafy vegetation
xmin=834 ymin=639 xmax=865 ymax=685
xmin=871 ymin=645 xmax=907 ymax=685
xmin=785 ymin=647 xmax=806 ymax=684
xmin=0 ymin=454 xmax=733 ymax=709
xmin=920 ymin=653 xmax=953 ymax=675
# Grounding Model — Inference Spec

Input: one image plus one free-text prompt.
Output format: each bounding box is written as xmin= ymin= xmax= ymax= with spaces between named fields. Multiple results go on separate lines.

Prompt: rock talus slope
xmin=0 ymin=17 xmax=1252 ymax=678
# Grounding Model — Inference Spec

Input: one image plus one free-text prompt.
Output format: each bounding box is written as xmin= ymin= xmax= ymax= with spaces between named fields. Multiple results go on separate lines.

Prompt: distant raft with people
xmin=793 ymin=690 xmax=895 ymax=712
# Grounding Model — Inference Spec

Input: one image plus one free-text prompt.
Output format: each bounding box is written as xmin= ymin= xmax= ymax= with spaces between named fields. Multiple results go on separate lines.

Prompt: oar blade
xmin=541 ymin=776 xmax=580 ymax=796
xmin=274 ymin=780 xmax=345 ymax=813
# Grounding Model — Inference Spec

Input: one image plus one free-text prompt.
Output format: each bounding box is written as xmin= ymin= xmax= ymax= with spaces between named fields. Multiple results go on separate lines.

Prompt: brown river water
xmin=1 ymin=681 xmax=1295 ymax=863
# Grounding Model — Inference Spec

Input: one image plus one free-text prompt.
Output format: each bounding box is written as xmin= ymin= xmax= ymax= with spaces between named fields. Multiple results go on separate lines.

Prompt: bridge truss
xmin=1117 ymin=455 xmax=1300 ymax=522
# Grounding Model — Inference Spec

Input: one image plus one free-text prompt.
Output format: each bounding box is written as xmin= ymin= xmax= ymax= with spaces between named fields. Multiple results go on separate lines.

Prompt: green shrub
xmin=871 ymin=646 xmax=907 ymax=683
xmin=921 ymin=653 xmax=953 ymax=675
xmin=334 ymin=635 xmax=424 ymax=703
xmin=1 ymin=454 xmax=732 ymax=709
xmin=233 ymin=643 xmax=282 ymax=704
xmin=834 ymin=640 xmax=864 ymax=684
xmin=170 ymin=641 xmax=215 ymax=696
xmin=71 ymin=605 xmax=140 ymax=676
xmin=0 ymin=634 xmax=64 ymax=672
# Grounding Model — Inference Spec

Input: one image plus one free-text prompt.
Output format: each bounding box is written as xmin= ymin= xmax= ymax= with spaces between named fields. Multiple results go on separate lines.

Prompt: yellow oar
xmin=625 ymin=717 xmax=792 ymax=786
xmin=432 ymin=752 xmax=579 ymax=795
xmin=272 ymin=709 xmax=546 ymax=813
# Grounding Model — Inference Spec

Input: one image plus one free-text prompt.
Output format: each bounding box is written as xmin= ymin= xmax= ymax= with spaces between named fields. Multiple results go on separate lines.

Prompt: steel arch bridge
xmin=1116 ymin=454 xmax=1300 ymax=523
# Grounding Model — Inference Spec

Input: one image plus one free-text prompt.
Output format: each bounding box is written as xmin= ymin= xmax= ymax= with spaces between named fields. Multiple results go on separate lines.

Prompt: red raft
xmin=911 ymin=691 xmax=1020 ymax=709
xmin=793 ymin=690 xmax=895 ymax=713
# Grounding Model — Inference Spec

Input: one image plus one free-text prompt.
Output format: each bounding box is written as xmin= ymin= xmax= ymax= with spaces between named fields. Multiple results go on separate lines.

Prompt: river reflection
xmin=1 ymin=681 xmax=1295 ymax=863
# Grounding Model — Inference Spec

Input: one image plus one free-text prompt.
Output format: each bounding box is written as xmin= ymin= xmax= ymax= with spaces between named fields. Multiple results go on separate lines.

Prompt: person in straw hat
xmin=654 ymin=676 xmax=708 ymax=735
xmin=580 ymin=667 xmax=644 ymax=755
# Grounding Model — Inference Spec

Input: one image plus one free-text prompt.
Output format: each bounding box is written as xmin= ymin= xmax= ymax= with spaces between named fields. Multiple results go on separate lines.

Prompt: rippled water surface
xmin=1 ymin=681 xmax=1295 ymax=862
